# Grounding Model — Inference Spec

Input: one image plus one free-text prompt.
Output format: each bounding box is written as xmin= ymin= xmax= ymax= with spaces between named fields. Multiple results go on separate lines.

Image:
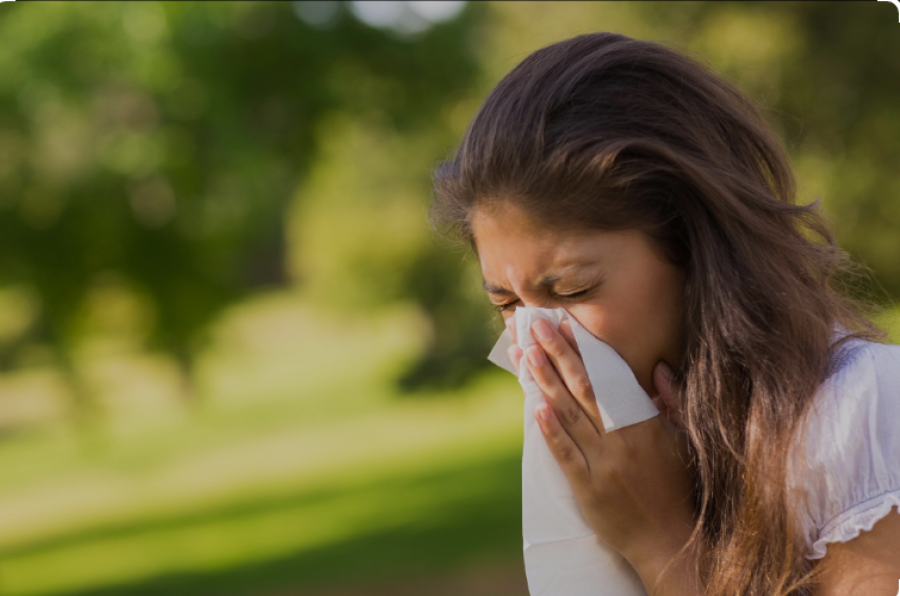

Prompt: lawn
xmin=0 ymin=293 xmax=528 ymax=596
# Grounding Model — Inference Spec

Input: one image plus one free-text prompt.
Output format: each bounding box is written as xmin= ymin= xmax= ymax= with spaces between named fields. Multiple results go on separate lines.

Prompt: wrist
xmin=626 ymin=532 xmax=702 ymax=596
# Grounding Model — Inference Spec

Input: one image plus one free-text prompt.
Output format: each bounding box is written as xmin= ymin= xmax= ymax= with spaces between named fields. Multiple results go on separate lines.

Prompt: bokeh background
xmin=0 ymin=2 xmax=898 ymax=595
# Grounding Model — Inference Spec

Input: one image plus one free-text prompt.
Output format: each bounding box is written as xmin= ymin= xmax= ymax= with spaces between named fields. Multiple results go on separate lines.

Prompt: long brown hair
xmin=431 ymin=32 xmax=882 ymax=596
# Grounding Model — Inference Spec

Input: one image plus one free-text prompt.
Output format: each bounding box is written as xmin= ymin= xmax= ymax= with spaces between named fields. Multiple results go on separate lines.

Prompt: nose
xmin=520 ymin=299 xmax=548 ymax=310
xmin=516 ymin=294 xmax=561 ymax=310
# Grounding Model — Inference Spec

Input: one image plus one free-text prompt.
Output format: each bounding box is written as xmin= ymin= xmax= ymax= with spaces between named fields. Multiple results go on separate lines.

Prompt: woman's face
xmin=471 ymin=202 xmax=686 ymax=396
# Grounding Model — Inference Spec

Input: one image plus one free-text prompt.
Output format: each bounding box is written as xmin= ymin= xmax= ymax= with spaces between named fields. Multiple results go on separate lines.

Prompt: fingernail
xmin=526 ymin=345 xmax=545 ymax=367
xmin=659 ymin=361 xmax=674 ymax=380
xmin=532 ymin=319 xmax=552 ymax=341
xmin=536 ymin=403 xmax=551 ymax=421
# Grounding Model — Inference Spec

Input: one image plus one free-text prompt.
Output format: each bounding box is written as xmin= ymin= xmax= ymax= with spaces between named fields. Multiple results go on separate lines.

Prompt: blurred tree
xmin=0 ymin=1 xmax=486 ymax=404
xmin=771 ymin=1 xmax=900 ymax=297
xmin=286 ymin=111 xmax=500 ymax=393
xmin=1 ymin=1 xmax=898 ymax=413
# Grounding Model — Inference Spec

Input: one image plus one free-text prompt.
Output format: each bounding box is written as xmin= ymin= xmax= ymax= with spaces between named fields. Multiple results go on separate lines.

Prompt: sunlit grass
xmin=0 ymin=444 xmax=522 ymax=596
xmin=0 ymin=292 xmax=526 ymax=596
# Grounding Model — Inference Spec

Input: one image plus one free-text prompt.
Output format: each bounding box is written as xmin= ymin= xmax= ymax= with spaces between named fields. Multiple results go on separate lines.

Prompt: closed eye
xmin=492 ymin=289 xmax=591 ymax=312
xmin=557 ymin=288 xmax=591 ymax=300
xmin=492 ymin=299 xmax=520 ymax=313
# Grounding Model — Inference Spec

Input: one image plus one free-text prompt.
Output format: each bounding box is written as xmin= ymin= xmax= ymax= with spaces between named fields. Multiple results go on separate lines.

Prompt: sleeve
xmin=789 ymin=341 xmax=900 ymax=560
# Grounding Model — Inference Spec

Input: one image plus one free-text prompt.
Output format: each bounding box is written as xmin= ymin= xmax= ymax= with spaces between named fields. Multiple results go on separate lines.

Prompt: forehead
xmin=470 ymin=203 xmax=607 ymax=284
xmin=470 ymin=202 xmax=557 ymax=251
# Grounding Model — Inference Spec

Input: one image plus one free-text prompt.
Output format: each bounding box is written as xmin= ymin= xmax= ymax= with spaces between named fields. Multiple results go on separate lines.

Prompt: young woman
xmin=431 ymin=33 xmax=900 ymax=595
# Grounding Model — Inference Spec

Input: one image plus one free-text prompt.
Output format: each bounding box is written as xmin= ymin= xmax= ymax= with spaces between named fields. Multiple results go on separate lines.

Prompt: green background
xmin=0 ymin=2 xmax=898 ymax=595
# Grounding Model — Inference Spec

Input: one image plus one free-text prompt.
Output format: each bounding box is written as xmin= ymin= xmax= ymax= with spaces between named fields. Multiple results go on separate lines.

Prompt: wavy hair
xmin=431 ymin=32 xmax=882 ymax=595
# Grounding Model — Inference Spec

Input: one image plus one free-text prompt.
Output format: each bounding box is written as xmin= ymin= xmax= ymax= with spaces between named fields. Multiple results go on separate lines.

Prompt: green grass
xmin=0 ymin=449 xmax=524 ymax=596
xmin=0 ymin=293 xmax=528 ymax=596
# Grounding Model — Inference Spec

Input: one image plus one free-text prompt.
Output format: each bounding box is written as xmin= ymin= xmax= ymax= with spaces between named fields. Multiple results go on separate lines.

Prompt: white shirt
xmin=790 ymin=340 xmax=900 ymax=559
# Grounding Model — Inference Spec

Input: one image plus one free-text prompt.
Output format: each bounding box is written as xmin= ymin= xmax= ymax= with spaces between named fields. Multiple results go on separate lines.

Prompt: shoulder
xmin=791 ymin=340 xmax=900 ymax=560
xmin=811 ymin=340 xmax=900 ymax=444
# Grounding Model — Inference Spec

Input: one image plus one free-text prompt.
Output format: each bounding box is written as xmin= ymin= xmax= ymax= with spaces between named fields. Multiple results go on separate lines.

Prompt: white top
xmin=790 ymin=340 xmax=900 ymax=560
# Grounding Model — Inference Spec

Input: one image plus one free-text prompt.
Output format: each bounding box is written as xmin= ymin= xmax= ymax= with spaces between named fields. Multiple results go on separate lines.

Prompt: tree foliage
xmin=0 ymin=1 xmax=898 ymax=404
xmin=0 ymin=1 xmax=487 ymax=390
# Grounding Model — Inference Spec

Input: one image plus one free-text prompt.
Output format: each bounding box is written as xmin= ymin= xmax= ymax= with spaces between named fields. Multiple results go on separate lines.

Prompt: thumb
xmin=653 ymin=360 xmax=684 ymax=430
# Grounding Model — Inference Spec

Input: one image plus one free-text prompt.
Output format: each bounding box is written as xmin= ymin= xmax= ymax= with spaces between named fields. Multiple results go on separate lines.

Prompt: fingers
xmin=507 ymin=316 xmax=578 ymax=365
xmin=557 ymin=318 xmax=581 ymax=356
xmin=529 ymin=319 xmax=601 ymax=428
xmin=507 ymin=344 xmax=523 ymax=373
xmin=535 ymin=403 xmax=589 ymax=481
xmin=651 ymin=361 xmax=691 ymax=466
xmin=653 ymin=361 xmax=684 ymax=430
xmin=525 ymin=342 xmax=603 ymax=444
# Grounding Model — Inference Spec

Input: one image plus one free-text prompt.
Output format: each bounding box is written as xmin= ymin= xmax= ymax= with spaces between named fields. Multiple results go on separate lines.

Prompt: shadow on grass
xmin=0 ymin=452 xmax=524 ymax=596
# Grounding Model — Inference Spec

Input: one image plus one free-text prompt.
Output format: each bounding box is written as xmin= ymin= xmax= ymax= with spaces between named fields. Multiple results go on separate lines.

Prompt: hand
xmin=507 ymin=316 xmax=699 ymax=593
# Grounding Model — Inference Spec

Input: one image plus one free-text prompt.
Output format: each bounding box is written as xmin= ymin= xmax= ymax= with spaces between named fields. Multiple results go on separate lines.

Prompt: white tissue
xmin=487 ymin=307 xmax=658 ymax=596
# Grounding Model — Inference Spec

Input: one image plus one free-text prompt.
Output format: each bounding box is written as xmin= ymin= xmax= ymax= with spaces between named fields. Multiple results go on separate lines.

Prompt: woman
xmin=431 ymin=33 xmax=900 ymax=595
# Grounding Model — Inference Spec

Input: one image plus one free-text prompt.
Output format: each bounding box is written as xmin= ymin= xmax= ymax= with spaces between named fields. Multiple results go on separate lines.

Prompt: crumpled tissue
xmin=487 ymin=307 xmax=659 ymax=596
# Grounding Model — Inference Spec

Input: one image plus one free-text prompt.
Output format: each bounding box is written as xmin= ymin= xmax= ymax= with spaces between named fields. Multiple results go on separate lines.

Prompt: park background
xmin=0 ymin=2 xmax=898 ymax=595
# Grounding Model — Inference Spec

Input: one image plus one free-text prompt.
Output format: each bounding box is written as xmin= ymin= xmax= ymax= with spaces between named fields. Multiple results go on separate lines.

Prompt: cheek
xmin=571 ymin=284 xmax=683 ymax=395
xmin=572 ymin=304 xmax=655 ymax=386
